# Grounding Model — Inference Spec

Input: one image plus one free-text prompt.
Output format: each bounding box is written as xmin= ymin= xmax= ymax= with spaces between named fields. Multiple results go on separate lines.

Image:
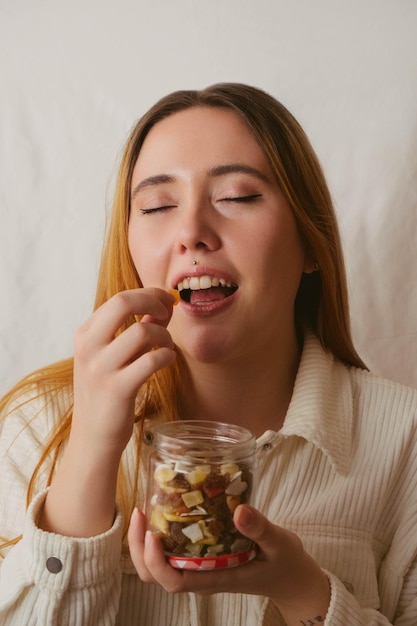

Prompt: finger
xmin=142 ymin=531 xmax=189 ymax=594
xmin=141 ymin=289 xmax=180 ymax=327
xmin=234 ymin=504 xmax=297 ymax=559
xmin=128 ymin=509 xmax=156 ymax=583
xmin=139 ymin=290 xmax=180 ymax=326
xmin=234 ymin=505 xmax=275 ymax=548
xmin=104 ymin=322 xmax=175 ymax=370
xmin=80 ymin=289 xmax=176 ymax=346
xmin=121 ymin=346 xmax=177 ymax=393
xmin=128 ymin=510 xmax=185 ymax=592
xmin=141 ymin=533 xmax=242 ymax=595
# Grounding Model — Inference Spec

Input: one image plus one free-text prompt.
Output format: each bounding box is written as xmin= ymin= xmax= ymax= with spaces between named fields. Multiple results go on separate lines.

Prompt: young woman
xmin=1 ymin=83 xmax=416 ymax=625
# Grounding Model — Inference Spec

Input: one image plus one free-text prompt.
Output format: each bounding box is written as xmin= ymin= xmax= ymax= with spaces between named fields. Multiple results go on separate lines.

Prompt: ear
xmin=303 ymin=253 xmax=319 ymax=274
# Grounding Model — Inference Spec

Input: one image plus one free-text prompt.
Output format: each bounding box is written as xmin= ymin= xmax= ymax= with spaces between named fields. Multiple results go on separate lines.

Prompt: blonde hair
xmin=0 ymin=83 xmax=365 ymax=552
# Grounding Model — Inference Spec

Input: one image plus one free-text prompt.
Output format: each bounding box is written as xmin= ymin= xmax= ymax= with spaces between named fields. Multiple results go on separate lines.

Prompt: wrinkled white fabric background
xmin=0 ymin=0 xmax=416 ymax=395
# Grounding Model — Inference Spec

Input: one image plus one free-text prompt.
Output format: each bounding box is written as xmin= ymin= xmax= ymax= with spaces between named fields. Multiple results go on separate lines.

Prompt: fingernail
xmin=238 ymin=505 xmax=255 ymax=528
xmin=145 ymin=529 xmax=153 ymax=545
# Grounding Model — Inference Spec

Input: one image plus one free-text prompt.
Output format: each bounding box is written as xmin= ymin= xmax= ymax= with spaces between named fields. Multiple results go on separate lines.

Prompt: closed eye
xmin=220 ymin=194 xmax=262 ymax=203
xmin=140 ymin=205 xmax=176 ymax=215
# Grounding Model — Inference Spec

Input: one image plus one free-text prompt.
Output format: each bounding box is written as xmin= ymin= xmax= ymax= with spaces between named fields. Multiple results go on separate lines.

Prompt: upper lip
xmin=172 ymin=267 xmax=238 ymax=290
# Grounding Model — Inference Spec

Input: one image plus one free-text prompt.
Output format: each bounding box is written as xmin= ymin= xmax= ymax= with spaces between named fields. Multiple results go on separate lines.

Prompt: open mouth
xmin=176 ymin=275 xmax=238 ymax=304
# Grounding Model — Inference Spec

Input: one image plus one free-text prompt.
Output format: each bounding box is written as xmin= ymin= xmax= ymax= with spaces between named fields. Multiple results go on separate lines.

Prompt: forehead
xmin=132 ymin=106 xmax=272 ymax=179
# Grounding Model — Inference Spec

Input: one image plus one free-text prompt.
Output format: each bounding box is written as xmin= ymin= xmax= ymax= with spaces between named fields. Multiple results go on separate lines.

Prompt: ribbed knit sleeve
xmin=322 ymin=569 xmax=415 ymax=625
xmin=0 ymin=490 xmax=124 ymax=625
xmin=0 ymin=389 xmax=125 ymax=625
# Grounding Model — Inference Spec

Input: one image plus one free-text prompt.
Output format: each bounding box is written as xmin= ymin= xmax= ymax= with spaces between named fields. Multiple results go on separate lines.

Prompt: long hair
xmin=0 ymin=83 xmax=365 ymax=551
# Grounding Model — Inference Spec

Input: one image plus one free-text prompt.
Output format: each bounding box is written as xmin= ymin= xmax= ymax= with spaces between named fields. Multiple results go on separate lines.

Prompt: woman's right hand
xmin=38 ymin=288 xmax=177 ymax=538
xmin=71 ymin=288 xmax=177 ymax=458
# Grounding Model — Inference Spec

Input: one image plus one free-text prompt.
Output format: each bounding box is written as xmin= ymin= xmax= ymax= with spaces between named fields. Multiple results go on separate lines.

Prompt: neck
xmin=177 ymin=332 xmax=302 ymax=437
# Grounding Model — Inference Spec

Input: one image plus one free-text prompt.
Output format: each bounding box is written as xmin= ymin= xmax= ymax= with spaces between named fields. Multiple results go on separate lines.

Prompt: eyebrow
xmin=130 ymin=163 xmax=271 ymax=200
xmin=131 ymin=174 xmax=175 ymax=199
xmin=208 ymin=163 xmax=271 ymax=184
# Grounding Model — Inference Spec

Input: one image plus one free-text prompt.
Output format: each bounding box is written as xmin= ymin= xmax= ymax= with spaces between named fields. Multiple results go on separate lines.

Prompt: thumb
xmin=233 ymin=504 xmax=276 ymax=545
xmin=234 ymin=504 xmax=304 ymax=562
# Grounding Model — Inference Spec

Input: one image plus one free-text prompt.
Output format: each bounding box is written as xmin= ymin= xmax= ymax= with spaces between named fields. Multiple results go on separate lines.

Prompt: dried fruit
xmin=169 ymin=522 xmax=189 ymax=546
xmin=220 ymin=462 xmax=240 ymax=477
xmin=154 ymin=464 xmax=177 ymax=483
xmin=163 ymin=511 xmax=205 ymax=523
xmin=186 ymin=464 xmax=211 ymax=486
xmin=202 ymin=471 xmax=227 ymax=498
xmin=182 ymin=521 xmax=205 ymax=543
xmin=225 ymin=472 xmax=248 ymax=496
xmin=150 ymin=508 xmax=169 ymax=533
xmin=226 ymin=495 xmax=241 ymax=513
xmin=181 ymin=489 xmax=204 ymax=508
xmin=206 ymin=544 xmax=225 ymax=556
xmin=166 ymin=475 xmax=190 ymax=491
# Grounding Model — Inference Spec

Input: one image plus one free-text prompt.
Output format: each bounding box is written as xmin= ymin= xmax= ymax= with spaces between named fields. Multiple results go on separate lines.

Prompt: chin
xmin=176 ymin=330 xmax=235 ymax=365
xmin=183 ymin=344 xmax=231 ymax=364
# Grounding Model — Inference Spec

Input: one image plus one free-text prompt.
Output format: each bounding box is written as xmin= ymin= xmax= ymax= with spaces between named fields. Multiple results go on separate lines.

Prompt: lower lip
xmin=178 ymin=290 xmax=238 ymax=317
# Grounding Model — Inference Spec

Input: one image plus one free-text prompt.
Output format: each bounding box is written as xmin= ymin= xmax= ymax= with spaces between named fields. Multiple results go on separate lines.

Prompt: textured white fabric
xmin=1 ymin=334 xmax=417 ymax=625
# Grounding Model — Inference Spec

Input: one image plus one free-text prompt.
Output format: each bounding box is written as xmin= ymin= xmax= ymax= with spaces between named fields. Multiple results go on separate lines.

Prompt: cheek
xmin=246 ymin=222 xmax=307 ymax=296
xmin=127 ymin=225 xmax=140 ymax=266
xmin=248 ymin=218 xmax=305 ymax=265
xmin=127 ymin=224 xmax=150 ymax=283
xmin=128 ymin=222 xmax=170 ymax=288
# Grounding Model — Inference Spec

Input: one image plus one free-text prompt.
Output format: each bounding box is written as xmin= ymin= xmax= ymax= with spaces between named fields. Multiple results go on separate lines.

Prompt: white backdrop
xmin=1 ymin=0 xmax=416 ymax=395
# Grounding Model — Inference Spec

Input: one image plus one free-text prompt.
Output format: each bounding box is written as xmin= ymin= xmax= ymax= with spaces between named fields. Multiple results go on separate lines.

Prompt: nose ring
xmin=193 ymin=260 xmax=198 ymax=265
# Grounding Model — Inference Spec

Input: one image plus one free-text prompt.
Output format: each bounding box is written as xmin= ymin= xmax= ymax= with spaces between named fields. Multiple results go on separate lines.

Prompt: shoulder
xmin=346 ymin=366 xmax=417 ymax=449
xmin=349 ymin=366 xmax=417 ymax=414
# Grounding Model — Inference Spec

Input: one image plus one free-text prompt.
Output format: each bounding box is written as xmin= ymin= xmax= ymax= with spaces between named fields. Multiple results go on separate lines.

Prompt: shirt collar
xmin=279 ymin=332 xmax=354 ymax=475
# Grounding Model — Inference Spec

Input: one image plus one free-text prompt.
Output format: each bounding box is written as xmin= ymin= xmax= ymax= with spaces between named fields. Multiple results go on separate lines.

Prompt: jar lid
xmin=167 ymin=545 xmax=257 ymax=570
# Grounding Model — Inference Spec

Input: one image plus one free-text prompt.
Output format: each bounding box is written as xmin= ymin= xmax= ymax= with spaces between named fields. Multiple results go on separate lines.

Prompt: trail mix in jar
xmin=148 ymin=460 xmax=253 ymax=557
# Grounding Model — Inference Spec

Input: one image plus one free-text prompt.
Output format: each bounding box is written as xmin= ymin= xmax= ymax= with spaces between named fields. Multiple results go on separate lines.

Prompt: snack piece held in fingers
xmin=168 ymin=289 xmax=181 ymax=306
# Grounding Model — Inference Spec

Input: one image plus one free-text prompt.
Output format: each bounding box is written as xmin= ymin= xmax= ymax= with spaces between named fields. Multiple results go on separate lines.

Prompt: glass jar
xmin=146 ymin=420 xmax=257 ymax=570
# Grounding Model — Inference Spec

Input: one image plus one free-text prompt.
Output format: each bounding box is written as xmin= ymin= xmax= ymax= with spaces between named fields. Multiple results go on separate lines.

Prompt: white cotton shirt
xmin=1 ymin=333 xmax=417 ymax=625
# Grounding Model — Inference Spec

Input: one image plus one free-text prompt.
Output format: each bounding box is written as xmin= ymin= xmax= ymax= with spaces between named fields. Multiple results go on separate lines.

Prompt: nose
xmin=174 ymin=195 xmax=221 ymax=256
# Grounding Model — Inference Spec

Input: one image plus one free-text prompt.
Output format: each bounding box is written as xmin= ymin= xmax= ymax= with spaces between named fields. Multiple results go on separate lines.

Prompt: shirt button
xmin=262 ymin=442 xmax=273 ymax=451
xmin=343 ymin=581 xmax=354 ymax=594
xmin=46 ymin=556 xmax=63 ymax=574
xmin=143 ymin=430 xmax=154 ymax=445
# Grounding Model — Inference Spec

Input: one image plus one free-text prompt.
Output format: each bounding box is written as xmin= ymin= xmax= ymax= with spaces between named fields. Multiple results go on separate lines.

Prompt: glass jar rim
xmin=153 ymin=419 xmax=256 ymax=462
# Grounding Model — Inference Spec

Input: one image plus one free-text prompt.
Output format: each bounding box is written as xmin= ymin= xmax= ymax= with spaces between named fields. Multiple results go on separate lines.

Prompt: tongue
xmin=189 ymin=287 xmax=228 ymax=304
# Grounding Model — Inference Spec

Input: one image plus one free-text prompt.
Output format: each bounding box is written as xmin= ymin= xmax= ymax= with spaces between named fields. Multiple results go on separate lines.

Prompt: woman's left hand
xmin=128 ymin=504 xmax=330 ymax=625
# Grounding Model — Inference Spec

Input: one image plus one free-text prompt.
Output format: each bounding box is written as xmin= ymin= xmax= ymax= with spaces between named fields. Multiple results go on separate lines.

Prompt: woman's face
xmin=128 ymin=106 xmax=313 ymax=364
